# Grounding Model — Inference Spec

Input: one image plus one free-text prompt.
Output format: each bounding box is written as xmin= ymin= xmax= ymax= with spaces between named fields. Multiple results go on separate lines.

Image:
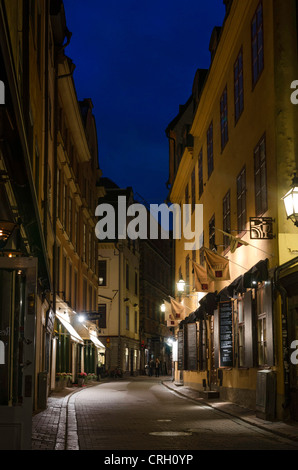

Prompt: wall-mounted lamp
xmin=176 ymin=278 xmax=186 ymax=294
xmin=160 ymin=303 xmax=166 ymax=313
xmin=282 ymin=174 xmax=298 ymax=226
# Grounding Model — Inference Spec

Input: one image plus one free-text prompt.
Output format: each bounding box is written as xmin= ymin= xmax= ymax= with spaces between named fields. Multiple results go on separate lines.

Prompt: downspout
xmin=43 ymin=0 xmax=49 ymax=250
xmin=274 ymin=256 xmax=298 ymax=409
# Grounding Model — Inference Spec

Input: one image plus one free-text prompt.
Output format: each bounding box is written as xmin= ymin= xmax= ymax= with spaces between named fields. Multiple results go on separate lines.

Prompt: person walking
xmin=149 ymin=358 xmax=154 ymax=377
xmin=155 ymin=358 xmax=160 ymax=377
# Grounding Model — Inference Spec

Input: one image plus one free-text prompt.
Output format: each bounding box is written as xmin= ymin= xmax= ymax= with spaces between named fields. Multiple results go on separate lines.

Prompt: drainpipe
xmin=274 ymin=256 xmax=298 ymax=409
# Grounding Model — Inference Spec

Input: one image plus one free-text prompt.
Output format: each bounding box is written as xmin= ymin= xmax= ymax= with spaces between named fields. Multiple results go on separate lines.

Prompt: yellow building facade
xmin=167 ymin=0 xmax=298 ymax=421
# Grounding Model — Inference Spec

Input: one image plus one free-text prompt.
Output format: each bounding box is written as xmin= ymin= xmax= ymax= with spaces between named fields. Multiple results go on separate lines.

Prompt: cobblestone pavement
xmin=31 ymin=377 xmax=298 ymax=451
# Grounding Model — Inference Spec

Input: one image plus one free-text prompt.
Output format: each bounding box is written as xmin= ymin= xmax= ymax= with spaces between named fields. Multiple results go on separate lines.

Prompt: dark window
xmin=185 ymin=255 xmax=190 ymax=295
xmin=126 ymin=263 xmax=129 ymax=290
xmin=207 ymin=122 xmax=214 ymax=178
xmin=251 ymin=2 xmax=264 ymax=87
xmin=220 ymin=86 xmax=228 ymax=150
xmin=234 ymin=48 xmax=244 ymax=122
xmin=198 ymin=149 xmax=203 ymax=198
xmin=191 ymin=168 xmax=196 ymax=213
xmin=223 ymin=190 xmax=231 ymax=250
xmin=98 ymin=304 xmax=107 ymax=328
xmin=237 ymin=166 xmax=246 ymax=233
xmin=209 ymin=215 xmax=215 ymax=250
xmin=126 ymin=306 xmax=130 ymax=330
xmin=135 ymin=271 xmax=138 ymax=295
xmin=185 ymin=183 xmax=190 ymax=225
xmin=254 ymin=135 xmax=267 ymax=215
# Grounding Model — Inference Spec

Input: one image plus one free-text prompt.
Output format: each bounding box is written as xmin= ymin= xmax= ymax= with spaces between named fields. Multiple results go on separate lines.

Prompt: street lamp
xmin=160 ymin=303 xmax=166 ymax=313
xmin=176 ymin=278 xmax=185 ymax=294
xmin=282 ymin=174 xmax=298 ymax=226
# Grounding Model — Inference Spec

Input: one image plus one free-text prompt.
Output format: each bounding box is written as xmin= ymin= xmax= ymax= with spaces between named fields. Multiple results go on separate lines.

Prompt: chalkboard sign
xmin=186 ymin=323 xmax=197 ymax=371
xmin=219 ymin=301 xmax=233 ymax=367
xmin=178 ymin=329 xmax=184 ymax=370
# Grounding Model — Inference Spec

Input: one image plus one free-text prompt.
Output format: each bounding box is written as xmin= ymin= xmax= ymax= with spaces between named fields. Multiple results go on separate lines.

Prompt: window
xmin=256 ymin=285 xmax=267 ymax=365
xmin=135 ymin=271 xmax=138 ymax=295
xmin=98 ymin=304 xmax=107 ymax=328
xmin=198 ymin=149 xmax=203 ymax=198
xmin=234 ymin=48 xmax=244 ymax=122
xmin=185 ymin=255 xmax=190 ymax=295
xmin=126 ymin=306 xmax=130 ymax=330
xmin=135 ymin=311 xmax=138 ymax=334
xmin=185 ymin=183 xmax=189 ymax=225
xmin=83 ymin=224 xmax=86 ymax=262
xmin=223 ymin=190 xmax=231 ymax=250
xmin=220 ymin=86 xmax=228 ymax=150
xmin=191 ymin=168 xmax=196 ymax=213
xmin=209 ymin=215 xmax=215 ymax=250
xmin=237 ymin=166 xmax=246 ymax=233
xmin=207 ymin=122 xmax=214 ymax=178
xmin=251 ymin=2 xmax=264 ymax=87
xmin=254 ymin=135 xmax=267 ymax=215
xmin=98 ymin=260 xmax=107 ymax=286
xmin=238 ymin=298 xmax=245 ymax=367
xmin=126 ymin=263 xmax=129 ymax=290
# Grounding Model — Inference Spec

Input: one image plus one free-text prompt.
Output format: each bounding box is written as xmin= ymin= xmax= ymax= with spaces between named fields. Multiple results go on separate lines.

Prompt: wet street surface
xmin=73 ymin=378 xmax=298 ymax=451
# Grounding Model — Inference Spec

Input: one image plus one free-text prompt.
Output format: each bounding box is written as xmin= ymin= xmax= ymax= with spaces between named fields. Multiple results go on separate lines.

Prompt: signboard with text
xmin=219 ymin=301 xmax=234 ymax=368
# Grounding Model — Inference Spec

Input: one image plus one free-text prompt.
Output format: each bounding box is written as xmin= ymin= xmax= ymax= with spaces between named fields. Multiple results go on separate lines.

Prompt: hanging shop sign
xmin=219 ymin=301 xmax=233 ymax=368
xmin=250 ymin=217 xmax=274 ymax=239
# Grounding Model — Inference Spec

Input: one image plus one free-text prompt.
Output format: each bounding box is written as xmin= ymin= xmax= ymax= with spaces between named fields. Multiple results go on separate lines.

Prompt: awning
xmin=89 ymin=334 xmax=105 ymax=350
xmin=72 ymin=320 xmax=106 ymax=350
xmin=56 ymin=312 xmax=84 ymax=345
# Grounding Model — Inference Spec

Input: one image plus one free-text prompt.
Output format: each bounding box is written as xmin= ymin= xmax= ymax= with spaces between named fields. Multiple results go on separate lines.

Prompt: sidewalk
xmin=162 ymin=380 xmax=298 ymax=443
xmin=32 ymin=377 xmax=298 ymax=450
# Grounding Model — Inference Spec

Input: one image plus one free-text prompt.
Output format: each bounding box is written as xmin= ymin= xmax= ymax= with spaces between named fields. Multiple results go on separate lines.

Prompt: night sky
xmin=63 ymin=0 xmax=226 ymax=206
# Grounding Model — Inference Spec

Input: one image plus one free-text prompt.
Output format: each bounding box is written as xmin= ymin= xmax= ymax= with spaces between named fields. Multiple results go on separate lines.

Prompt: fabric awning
xmin=56 ymin=312 xmax=84 ymax=345
xmin=89 ymin=334 xmax=105 ymax=349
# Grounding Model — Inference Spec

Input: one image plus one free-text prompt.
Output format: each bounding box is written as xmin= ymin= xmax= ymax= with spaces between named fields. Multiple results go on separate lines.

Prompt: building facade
xmin=96 ymin=179 xmax=141 ymax=376
xmin=0 ymin=0 xmax=103 ymax=449
xmin=167 ymin=0 xmax=298 ymax=421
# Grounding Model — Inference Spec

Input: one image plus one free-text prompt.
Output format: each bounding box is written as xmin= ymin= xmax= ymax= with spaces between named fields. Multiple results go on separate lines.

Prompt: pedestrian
xmin=149 ymin=358 xmax=154 ymax=377
xmin=155 ymin=358 xmax=160 ymax=377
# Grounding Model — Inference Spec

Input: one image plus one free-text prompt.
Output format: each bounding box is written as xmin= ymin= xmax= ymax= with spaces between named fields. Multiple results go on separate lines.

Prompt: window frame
xmin=234 ymin=47 xmax=244 ymax=123
xmin=251 ymin=1 xmax=264 ymax=88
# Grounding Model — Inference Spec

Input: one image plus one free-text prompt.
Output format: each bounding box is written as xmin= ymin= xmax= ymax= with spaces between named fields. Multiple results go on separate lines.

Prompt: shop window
xmin=238 ymin=298 xmax=245 ymax=367
xmin=257 ymin=284 xmax=267 ymax=365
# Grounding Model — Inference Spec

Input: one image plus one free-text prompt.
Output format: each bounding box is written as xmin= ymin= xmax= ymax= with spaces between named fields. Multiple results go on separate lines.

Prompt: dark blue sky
xmin=63 ymin=0 xmax=226 ymax=205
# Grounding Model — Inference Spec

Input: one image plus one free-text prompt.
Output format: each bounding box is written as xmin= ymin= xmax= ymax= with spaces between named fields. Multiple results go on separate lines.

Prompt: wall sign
xmin=250 ymin=217 xmax=273 ymax=239
xmin=219 ymin=301 xmax=233 ymax=367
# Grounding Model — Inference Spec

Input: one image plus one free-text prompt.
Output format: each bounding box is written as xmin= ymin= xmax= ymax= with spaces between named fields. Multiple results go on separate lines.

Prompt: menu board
xmin=219 ymin=301 xmax=233 ymax=367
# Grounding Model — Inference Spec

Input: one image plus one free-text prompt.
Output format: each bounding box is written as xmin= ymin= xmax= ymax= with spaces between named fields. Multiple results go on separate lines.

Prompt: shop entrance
xmin=0 ymin=257 xmax=37 ymax=449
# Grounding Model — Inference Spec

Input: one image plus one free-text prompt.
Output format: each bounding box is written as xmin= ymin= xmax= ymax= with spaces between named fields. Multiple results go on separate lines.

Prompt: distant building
xmin=96 ymin=178 xmax=140 ymax=376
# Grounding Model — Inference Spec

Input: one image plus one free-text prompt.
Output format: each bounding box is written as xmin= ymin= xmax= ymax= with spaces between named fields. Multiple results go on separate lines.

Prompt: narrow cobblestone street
xmin=32 ymin=377 xmax=298 ymax=452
